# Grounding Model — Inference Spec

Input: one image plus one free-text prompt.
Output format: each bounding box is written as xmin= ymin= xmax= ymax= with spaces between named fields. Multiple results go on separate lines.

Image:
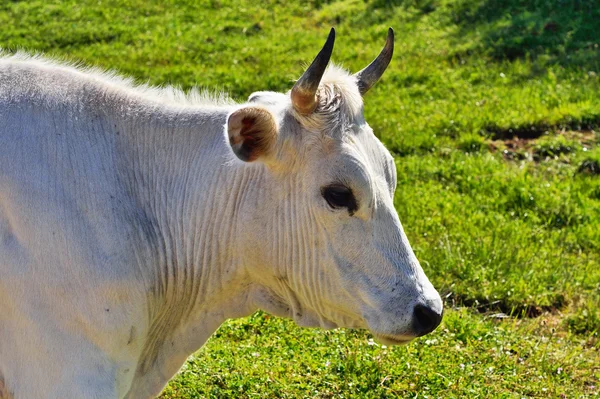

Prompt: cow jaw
xmin=249 ymin=280 xmax=360 ymax=330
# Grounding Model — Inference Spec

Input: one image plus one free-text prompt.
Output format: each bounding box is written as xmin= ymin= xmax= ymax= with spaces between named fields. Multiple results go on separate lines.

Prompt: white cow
xmin=0 ymin=29 xmax=442 ymax=398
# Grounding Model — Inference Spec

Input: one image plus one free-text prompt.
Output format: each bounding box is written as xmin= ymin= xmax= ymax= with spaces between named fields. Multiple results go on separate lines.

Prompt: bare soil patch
xmin=488 ymin=130 xmax=596 ymax=162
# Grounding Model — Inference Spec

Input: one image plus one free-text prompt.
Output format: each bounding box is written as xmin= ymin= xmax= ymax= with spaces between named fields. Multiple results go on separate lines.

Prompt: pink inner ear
xmin=241 ymin=117 xmax=255 ymax=136
xmin=227 ymin=112 xmax=247 ymax=145
xmin=227 ymin=107 xmax=277 ymax=162
xmin=229 ymin=115 xmax=257 ymax=147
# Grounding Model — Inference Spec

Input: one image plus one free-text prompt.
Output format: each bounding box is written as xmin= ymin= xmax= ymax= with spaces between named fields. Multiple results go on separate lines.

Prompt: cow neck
xmin=116 ymin=103 xmax=262 ymax=336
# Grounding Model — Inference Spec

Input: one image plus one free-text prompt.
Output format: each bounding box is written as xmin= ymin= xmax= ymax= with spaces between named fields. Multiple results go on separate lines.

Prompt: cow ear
xmin=227 ymin=106 xmax=278 ymax=162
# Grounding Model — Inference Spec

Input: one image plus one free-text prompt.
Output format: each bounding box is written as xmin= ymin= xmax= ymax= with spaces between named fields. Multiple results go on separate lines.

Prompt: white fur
xmin=0 ymin=52 xmax=442 ymax=398
xmin=0 ymin=50 xmax=234 ymax=107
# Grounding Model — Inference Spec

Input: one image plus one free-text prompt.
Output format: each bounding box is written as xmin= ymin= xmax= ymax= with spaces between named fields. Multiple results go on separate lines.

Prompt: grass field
xmin=2 ymin=0 xmax=599 ymax=397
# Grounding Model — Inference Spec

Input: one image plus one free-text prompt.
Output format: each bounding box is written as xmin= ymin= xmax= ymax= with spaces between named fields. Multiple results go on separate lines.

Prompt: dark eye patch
xmin=321 ymin=184 xmax=358 ymax=215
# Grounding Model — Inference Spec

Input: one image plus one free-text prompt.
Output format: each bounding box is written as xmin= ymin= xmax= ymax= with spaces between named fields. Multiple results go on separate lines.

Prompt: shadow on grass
xmin=448 ymin=0 xmax=600 ymax=68
xmin=369 ymin=0 xmax=439 ymax=14
xmin=369 ymin=0 xmax=600 ymax=70
xmin=481 ymin=115 xmax=600 ymax=140
xmin=444 ymin=291 xmax=567 ymax=318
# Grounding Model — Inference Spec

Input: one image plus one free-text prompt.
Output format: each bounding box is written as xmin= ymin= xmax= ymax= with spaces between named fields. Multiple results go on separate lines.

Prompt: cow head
xmin=227 ymin=28 xmax=443 ymax=344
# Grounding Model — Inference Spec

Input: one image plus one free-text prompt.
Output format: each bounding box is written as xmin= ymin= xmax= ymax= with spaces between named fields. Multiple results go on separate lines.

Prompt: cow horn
xmin=355 ymin=28 xmax=394 ymax=95
xmin=291 ymin=28 xmax=335 ymax=115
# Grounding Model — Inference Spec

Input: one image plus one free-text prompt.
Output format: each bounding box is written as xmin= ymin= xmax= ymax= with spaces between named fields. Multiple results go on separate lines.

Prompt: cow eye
xmin=321 ymin=184 xmax=358 ymax=215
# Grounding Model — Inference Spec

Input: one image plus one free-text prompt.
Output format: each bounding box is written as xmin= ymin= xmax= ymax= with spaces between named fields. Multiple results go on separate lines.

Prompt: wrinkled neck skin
xmin=114 ymin=103 xmax=275 ymax=396
xmin=232 ymin=169 xmax=363 ymax=331
xmin=113 ymin=99 xmax=380 ymax=397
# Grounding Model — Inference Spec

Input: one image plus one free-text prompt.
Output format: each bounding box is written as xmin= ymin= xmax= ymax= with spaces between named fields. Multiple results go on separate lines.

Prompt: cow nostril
xmin=412 ymin=303 xmax=443 ymax=336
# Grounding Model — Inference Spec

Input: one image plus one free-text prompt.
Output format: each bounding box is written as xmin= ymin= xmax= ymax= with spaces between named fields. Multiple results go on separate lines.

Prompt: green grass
xmin=161 ymin=311 xmax=599 ymax=398
xmin=1 ymin=0 xmax=599 ymax=396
